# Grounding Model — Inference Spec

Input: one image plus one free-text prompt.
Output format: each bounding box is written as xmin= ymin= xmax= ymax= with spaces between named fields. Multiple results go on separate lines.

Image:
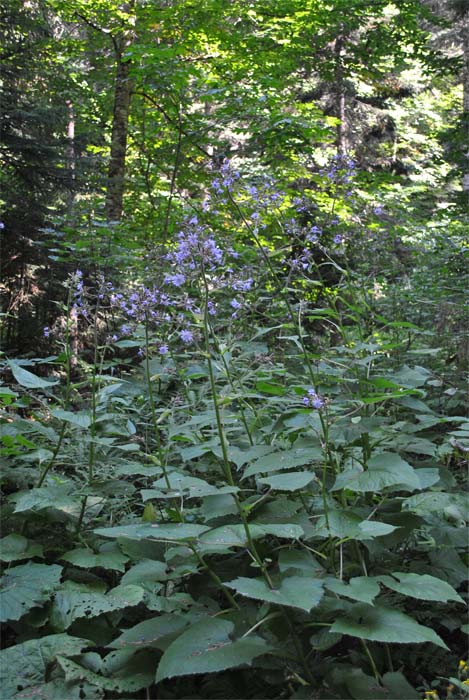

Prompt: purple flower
xmin=179 ymin=329 xmax=193 ymax=344
xmin=121 ymin=324 xmax=131 ymax=335
xmin=159 ymin=344 xmax=169 ymax=355
xmin=303 ymin=389 xmax=324 ymax=409
xmin=164 ymin=273 xmax=186 ymax=287
xmin=230 ymin=298 xmax=241 ymax=310
xmin=43 ymin=326 xmax=50 ymax=338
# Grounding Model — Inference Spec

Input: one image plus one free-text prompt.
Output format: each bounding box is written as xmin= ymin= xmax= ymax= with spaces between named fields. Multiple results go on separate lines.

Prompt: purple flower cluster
xmin=166 ymin=216 xmax=224 ymax=273
xmin=323 ymin=154 xmax=356 ymax=185
xmin=302 ymin=389 xmax=324 ymax=409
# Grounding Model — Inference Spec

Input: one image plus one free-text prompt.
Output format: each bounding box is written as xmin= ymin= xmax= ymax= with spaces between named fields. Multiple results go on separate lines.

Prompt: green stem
xmin=37 ymin=422 xmax=67 ymax=487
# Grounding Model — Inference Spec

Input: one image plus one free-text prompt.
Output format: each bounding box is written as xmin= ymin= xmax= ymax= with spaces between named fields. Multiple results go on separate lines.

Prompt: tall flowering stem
xmin=200 ymin=265 xmax=274 ymax=588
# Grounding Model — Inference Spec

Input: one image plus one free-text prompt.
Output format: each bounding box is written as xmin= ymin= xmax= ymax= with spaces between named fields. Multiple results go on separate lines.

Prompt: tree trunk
xmin=66 ymin=99 xmax=76 ymax=220
xmin=105 ymin=49 xmax=133 ymax=221
xmin=462 ymin=18 xmax=469 ymax=192
xmin=335 ymin=33 xmax=347 ymax=155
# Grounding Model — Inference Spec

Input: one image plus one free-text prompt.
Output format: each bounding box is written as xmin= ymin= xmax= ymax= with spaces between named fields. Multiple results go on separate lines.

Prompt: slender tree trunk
xmin=66 ymin=100 xmax=76 ymax=220
xmin=335 ymin=33 xmax=347 ymax=155
xmin=461 ymin=19 xmax=469 ymax=192
xmin=105 ymin=48 xmax=133 ymax=221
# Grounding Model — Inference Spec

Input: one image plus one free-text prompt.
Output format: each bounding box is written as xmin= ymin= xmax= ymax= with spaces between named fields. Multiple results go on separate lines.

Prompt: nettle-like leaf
xmin=155 ymin=617 xmax=271 ymax=682
xmin=11 ymin=485 xmax=78 ymax=515
xmin=120 ymin=559 xmax=170 ymax=585
xmin=379 ymin=572 xmax=465 ymax=603
xmin=313 ymin=509 xmax=397 ymax=541
xmin=7 ymin=360 xmax=59 ymax=389
xmin=0 ymin=534 xmax=43 ymax=562
xmin=403 ymin=491 xmax=469 ymax=519
xmin=51 ymin=408 xmax=92 ymax=428
xmin=94 ymin=523 xmax=210 ymax=541
xmin=331 ymin=452 xmax=419 ymax=493
xmin=242 ymin=447 xmax=321 ymax=478
xmin=330 ymin=603 xmax=448 ymax=649
xmin=257 ymin=470 xmax=315 ymax=491
xmin=61 ymin=548 xmax=129 ymax=572
xmin=0 ymin=562 xmax=62 ymax=622
xmin=325 ymin=577 xmax=380 ymax=605
xmin=227 ymin=576 xmax=324 ymax=612
xmin=197 ymin=522 xmax=304 ymax=552
xmin=50 ymin=584 xmax=144 ymax=630
xmin=58 ymin=649 xmax=157 ymax=693
xmin=0 ymin=634 xmax=90 ymax=699
xmin=278 ymin=549 xmax=324 ymax=576
xmin=110 ymin=613 xmax=189 ymax=650
xmin=14 ymin=678 xmax=103 ymax=699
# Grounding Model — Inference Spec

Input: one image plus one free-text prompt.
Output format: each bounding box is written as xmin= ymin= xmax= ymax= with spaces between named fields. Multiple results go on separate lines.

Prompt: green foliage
xmin=0 ymin=1 xmax=467 ymax=698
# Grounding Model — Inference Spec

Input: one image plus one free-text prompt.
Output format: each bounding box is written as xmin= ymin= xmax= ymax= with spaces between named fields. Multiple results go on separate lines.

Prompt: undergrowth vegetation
xmin=1 ymin=162 xmax=468 ymax=700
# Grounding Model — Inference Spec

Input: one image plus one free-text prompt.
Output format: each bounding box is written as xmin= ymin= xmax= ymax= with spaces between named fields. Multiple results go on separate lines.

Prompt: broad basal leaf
xmin=121 ymin=559 xmax=169 ymax=585
xmin=242 ymin=447 xmax=321 ymax=478
xmin=51 ymin=584 xmax=144 ymax=630
xmin=11 ymin=485 xmax=78 ymax=515
xmin=0 ymin=562 xmax=62 ymax=622
xmin=278 ymin=549 xmax=324 ymax=576
xmin=0 ymin=634 xmax=90 ymax=699
xmin=156 ymin=617 xmax=271 ymax=682
xmin=8 ymin=360 xmax=59 ymax=389
xmin=58 ymin=649 xmax=156 ymax=693
xmin=94 ymin=523 xmax=210 ymax=541
xmin=110 ymin=613 xmax=188 ymax=650
xmin=330 ymin=603 xmax=448 ymax=649
xmin=51 ymin=409 xmax=91 ymax=428
xmin=227 ymin=576 xmax=324 ymax=612
xmin=379 ymin=572 xmax=465 ymax=603
xmin=325 ymin=577 xmax=380 ymax=605
xmin=61 ymin=548 xmax=128 ymax=572
xmin=0 ymin=534 xmax=43 ymax=562
xmin=331 ymin=452 xmax=419 ymax=493
xmin=257 ymin=471 xmax=315 ymax=491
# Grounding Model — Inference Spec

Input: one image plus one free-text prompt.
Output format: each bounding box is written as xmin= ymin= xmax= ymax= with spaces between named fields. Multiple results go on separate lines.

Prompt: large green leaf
xmin=257 ymin=471 xmax=315 ymax=491
xmin=11 ymin=486 xmax=78 ymax=515
xmin=94 ymin=523 xmax=209 ymax=541
xmin=120 ymin=559 xmax=170 ymax=585
xmin=325 ymin=577 xmax=380 ymax=605
xmin=14 ymin=679 xmax=103 ymax=699
xmin=61 ymin=548 xmax=128 ymax=572
xmin=227 ymin=576 xmax=324 ymax=612
xmin=330 ymin=603 xmax=448 ymax=649
xmin=379 ymin=572 xmax=465 ymax=603
xmin=0 ymin=562 xmax=62 ymax=622
xmin=403 ymin=492 xmax=469 ymax=519
xmin=0 ymin=534 xmax=43 ymax=562
xmin=51 ymin=408 xmax=91 ymax=428
xmin=242 ymin=447 xmax=321 ymax=478
xmin=278 ymin=549 xmax=324 ymax=576
xmin=8 ymin=360 xmax=59 ymax=389
xmin=110 ymin=613 xmax=188 ymax=650
xmin=58 ymin=649 xmax=156 ymax=693
xmin=331 ymin=452 xmax=419 ymax=493
xmin=0 ymin=634 xmax=90 ymax=699
xmin=155 ymin=617 xmax=271 ymax=682
xmin=50 ymin=584 xmax=144 ymax=630
xmin=197 ymin=522 xmax=304 ymax=551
